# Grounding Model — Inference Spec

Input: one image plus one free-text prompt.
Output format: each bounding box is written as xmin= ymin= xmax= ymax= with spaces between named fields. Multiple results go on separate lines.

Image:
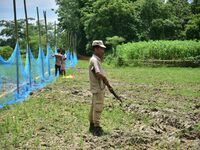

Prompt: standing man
xmin=89 ymin=40 xmax=114 ymax=136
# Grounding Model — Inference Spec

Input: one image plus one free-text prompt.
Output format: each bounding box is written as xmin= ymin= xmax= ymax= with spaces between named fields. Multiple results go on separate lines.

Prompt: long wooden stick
xmin=36 ymin=7 xmax=44 ymax=78
xmin=43 ymin=11 xmax=50 ymax=76
xmin=13 ymin=0 xmax=19 ymax=94
xmin=43 ymin=11 xmax=48 ymax=49
xmin=24 ymin=0 xmax=32 ymax=87
xmin=36 ymin=7 xmax=42 ymax=47
xmin=54 ymin=21 xmax=57 ymax=49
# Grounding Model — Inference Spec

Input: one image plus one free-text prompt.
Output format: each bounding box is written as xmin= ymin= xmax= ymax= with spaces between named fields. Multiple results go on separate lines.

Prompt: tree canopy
xmin=54 ymin=0 xmax=199 ymax=55
xmin=0 ymin=0 xmax=199 ymax=56
xmin=0 ymin=19 xmax=55 ymax=57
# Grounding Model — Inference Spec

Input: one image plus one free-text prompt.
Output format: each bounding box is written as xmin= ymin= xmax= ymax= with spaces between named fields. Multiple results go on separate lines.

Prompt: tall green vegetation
xmin=116 ymin=40 xmax=200 ymax=61
xmin=1 ymin=0 xmax=199 ymax=57
xmin=55 ymin=0 xmax=200 ymax=55
xmin=0 ymin=46 xmax=13 ymax=59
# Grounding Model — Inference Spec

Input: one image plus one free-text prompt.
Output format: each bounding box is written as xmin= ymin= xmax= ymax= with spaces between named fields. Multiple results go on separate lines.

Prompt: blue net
xmin=0 ymin=42 xmax=78 ymax=108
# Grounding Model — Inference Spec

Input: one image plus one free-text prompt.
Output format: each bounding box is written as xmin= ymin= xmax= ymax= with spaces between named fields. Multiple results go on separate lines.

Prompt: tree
xmin=185 ymin=14 xmax=200 ymax=39
xmin=106 ymin=36 xmax=125 ymax=56
xmin=55 ymin=0 xmax=197 ymax=56
xmin=0 ymin=46 xmax=13 ymax=59
xmin=81 ymin=0 xmax=138 ymax=50
xmin=0 ymin=19 xmax=55 ymax=57
xmin=56 ymin=0 xmax=86 ymax=54
xmin=191 ymin=0 xmax=200 ymax=14
xmin=0 ymin=20 xmax=23 ymax=48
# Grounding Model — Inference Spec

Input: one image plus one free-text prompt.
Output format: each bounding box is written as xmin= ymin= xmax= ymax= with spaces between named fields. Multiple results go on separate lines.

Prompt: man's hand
xmin=95 ymin=72 xmax=122 ymax=104
xmin=108 ymin=86 xmax=123 ymax=104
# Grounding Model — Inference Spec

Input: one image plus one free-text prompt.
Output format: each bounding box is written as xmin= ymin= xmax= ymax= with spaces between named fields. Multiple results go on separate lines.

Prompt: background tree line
xmin=55 ymin=0 xmax=200 ymax=55
xmin=0 ymin=18 xmax=58 ymax=58
xmin=0 ymin=0 xmax=199 ymax=58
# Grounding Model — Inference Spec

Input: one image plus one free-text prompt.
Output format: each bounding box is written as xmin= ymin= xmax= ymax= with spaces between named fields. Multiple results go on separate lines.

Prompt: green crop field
xmin=0 ymin=60 xmax=199 ymax=149
xmin=114 ymin=40 xmax=200 ymax=67
xmin=117 ymin=40 xmax=200 ymax=60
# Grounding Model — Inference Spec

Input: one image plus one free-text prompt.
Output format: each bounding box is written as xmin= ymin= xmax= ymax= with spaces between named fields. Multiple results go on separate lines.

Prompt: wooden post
xmin=37 ymin=7 xmax=42 ymax=47
xmin=43 ymin=11 xmax=48 ymax=49
xmin=43 ymin=11 xmax=50 ymax=77
xmin=54 ymin=21 xmax=57 ymax=49
xmin=65 ymin=30 xmax=68 ymax=49
xmin=13 ymin=0 xmax=19 ymax=94
xmin=24 ymin=0 xmax=32 ymax=87
xmin=72 ymin=33 xmax=76 ymax=53
xmin=74 ymin=33 xmax=77 ymax=54
xmin=66 ymin=30 xmax=69 ymax=50
xmin=69 ymin=31 xmax=72 ymax=51
xmin=36 ymin=7 xmax=44 ymax=79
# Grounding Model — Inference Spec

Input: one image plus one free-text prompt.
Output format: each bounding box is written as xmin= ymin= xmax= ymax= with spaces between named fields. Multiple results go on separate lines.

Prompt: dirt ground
xmin=0 ymin=61 xmax=200 ymax=149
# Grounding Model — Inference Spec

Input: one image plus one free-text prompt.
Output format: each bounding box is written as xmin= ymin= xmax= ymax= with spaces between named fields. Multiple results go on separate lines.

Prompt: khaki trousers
xmin=89 ymin=91 xmax=105 ymax=127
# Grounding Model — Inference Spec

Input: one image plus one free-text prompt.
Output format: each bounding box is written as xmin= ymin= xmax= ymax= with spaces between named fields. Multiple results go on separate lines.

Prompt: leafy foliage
xmin=1 ymin=0 xmax=199 ymax=56
xmin=55 ymin=0 xmax=199 ymax=54
xmin=185 ymin=14 xmax=200 ymax=40
xmin=116 ymin=40 xmax=200 ymax=60
xmin=0 ymin=19 xmax=56 ymax=57
xmin=0 ymin=46 xmax=13 ymax=59
xmin=106 ymin=36 xmax=125 ymax=56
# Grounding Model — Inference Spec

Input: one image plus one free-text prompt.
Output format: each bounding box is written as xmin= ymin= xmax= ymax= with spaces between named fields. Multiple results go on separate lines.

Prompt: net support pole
xmin=43 ymin=11 xmax=50 ymax=77
xmin=24 ymin=0 xmax=32 ymax=87
xmin=54 ymin=21 xmax=57 ymax=49
xmin=37 ymin=7 xmax=44 ymax=79
xmin=43 ymin=11 xmax=48 ymax=49
xmin=13 ymin=0 xmax=19 ymax=95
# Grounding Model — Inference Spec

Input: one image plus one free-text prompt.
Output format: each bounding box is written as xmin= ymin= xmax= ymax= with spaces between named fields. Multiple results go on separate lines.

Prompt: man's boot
xmin=89 ymin=122 xmax=95 ymax=133
xmin=93 ymin=126 xmax=104 ymax=136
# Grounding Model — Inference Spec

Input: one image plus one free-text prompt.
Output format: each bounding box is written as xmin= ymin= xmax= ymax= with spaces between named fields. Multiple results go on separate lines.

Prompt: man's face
xmin=95 ymin=46 xmax=105 ymax=59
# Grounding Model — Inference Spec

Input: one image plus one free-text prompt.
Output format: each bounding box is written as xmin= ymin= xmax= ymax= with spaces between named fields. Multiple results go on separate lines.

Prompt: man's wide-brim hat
xmin=92 ymin=40 xmax=106 ymax=48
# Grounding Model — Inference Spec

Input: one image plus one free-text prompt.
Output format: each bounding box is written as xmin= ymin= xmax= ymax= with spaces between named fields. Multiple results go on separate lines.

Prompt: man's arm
xmin=95 ymin=72 xmax=113 ymax=92
xmin=96 ymin=72 xmax=122 ymax=103
xmin=91 ymin=60 xmax=113 ymax=91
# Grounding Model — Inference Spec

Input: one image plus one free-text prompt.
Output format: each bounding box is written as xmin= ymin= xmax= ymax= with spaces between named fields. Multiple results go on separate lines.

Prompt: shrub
xmin=116 ymin=40 xmax=200 ymax=61
xmin=0 ymin=46 xmax=13 ymax=60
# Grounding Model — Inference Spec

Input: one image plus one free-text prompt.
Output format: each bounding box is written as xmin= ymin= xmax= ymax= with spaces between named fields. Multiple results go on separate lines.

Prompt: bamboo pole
xmin=66 ymin=30 xmax=69 ymax=50
xmin=73 ymin=33 xmax=75 ymax=53
xmin=37 ymin=7 xmax=42 ymax=47
xmin=54 ymin=21 xmax=57 ymax=49
xmin=36 ymin=7 xmax=44 ymax=79
xmin=65 ymin=30 xmax=68 ymax=49
xmin=74 ymin=33 xmax=77 ymax=54
xmin=24 ymin=0 xmax=32 ymax=87
xmin=73 ymin=33 xmax=76 ymax=53
xmin=43 ymin=11 xmax=50 ymax=76
xmin=43 ymin=11 xmax=48 ymax=49
xmin=69 ymin=31 xmax=72 ymax=52
xmin=13 ymin=0 xmax=19 ymax=94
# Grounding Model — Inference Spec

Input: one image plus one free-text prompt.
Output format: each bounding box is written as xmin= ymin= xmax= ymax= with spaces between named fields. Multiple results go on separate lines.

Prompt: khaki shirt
xmin=89 ymin=54 xmax=106 ymax=93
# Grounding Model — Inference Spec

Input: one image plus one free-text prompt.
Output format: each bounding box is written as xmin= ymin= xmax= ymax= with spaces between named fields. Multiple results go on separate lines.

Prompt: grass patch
xmin=0 ymin=60 xmax=199 ymax=149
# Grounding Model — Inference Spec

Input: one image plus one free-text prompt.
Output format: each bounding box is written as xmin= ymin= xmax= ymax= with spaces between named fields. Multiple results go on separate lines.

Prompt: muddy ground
xmin=0 ymin=61 xmax=200 ymax=149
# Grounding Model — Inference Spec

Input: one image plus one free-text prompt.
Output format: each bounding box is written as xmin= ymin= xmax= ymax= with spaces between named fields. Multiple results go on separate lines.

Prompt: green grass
xmin=194 ymin=122 xmax=200 ymax=132
xmin=0 ymin=60 xmax=199 ymax=149
xmin=107 ymin=66 xmax=200 ymax=84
